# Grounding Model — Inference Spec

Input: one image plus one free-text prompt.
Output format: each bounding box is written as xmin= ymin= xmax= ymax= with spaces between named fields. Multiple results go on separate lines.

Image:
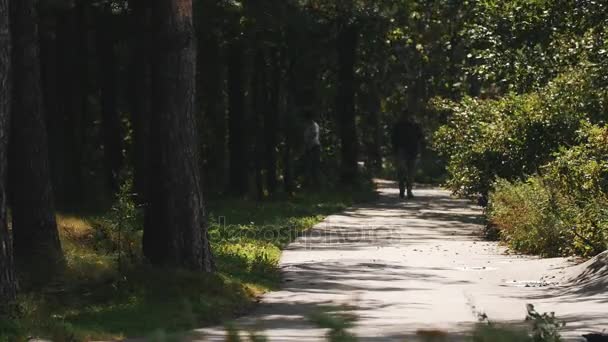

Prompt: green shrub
xmin=489 ymin=124 xmax=608 ymax=257
xmin=489 ymin=178 xmax=568 ymax=257
xmin=434 ymin=68 xmax=605 ymax=198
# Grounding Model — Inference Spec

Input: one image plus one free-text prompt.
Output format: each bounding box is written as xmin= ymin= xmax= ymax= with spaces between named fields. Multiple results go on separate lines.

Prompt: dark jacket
xmin=392 ymin=120 xmax=423 ymax=159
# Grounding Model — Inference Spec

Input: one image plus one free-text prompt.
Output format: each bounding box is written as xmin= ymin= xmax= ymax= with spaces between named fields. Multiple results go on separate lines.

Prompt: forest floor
xmin=196 ymin=180 xmax=608 ymax=341
xmin=0 ymin=186 xmax=375 ymax=341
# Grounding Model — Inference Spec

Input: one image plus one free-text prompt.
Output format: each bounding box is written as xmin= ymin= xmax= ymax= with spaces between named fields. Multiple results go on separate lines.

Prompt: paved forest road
xmin=198 ymin=180 xmax=607 ymax=341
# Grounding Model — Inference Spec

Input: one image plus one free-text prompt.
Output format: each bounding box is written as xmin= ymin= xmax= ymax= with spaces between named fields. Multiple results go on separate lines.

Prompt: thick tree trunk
xmin=336 ymin=24 xmax=359 ymax=184
xmin=265 ymin=49 xmax=279 ymax=194
xmin=51 ymin=11 xmax=74 ymax=206
xmin=143 ymin=0 xmax=213 ymax=271
xmin=53 ymin=3 xmax=86 ymax=206
xmin=68 ymin=1 xmax=87 ymax=204
xmin=227 ymin=39 xmax=247 ymax=196
xmin=0 ymin=0 xmax=18 ymax=314
xmin=128 ymin=0 xmax=152 ymax=204
xmin=97 ymin=6 xmax=123 ymax=192
xmin=39 ymin=13 xmax=65 ymax=206
xmin=9 ymin=0 xmax=63 ymax=277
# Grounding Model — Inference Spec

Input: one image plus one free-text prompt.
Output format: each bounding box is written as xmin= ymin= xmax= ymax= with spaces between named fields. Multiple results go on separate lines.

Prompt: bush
xmin=434 ymin=68 xmax=604 ymax=198
xmin=489 ymin=124 xmax=608 ymax=257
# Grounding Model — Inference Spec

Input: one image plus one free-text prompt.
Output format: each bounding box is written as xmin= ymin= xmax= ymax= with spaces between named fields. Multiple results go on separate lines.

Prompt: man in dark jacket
xmin=392 ymin=116 xmax=424 ymax=199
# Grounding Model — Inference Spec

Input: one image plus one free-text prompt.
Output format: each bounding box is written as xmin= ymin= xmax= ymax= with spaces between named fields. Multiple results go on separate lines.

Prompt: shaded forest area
xmin=1 ymin=0 xmax=607 ymax=339
xmin=1 ymin=0 xmax=467 ymax=336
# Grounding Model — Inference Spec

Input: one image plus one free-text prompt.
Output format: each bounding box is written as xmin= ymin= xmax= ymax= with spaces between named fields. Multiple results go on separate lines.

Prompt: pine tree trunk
xmin=39 ymin=13 xmax=64 ymax=206
xmin=336 ymin=24 xmax=359 ymax=184
xmin=143 ymin=0 xmax=213 ymax=271
xmin=9 ymin=0 xmax=63 ymax=277
xmin=97 ymin=6 xmax=123 ymax=192
xmin=265 ymin=48 xmax=280 ymax=194
xmin=252 ymin=49 xmax=265 ymax=200
xmin=54 ymin=3 xmax=86 ymax=206
xmin=0 ymin=0 xmax=18 ymax=314
xmin=227 ymin=39 xmax=247 ymax=196
xmin=128 ymin=0 xmax=152 ymax=204
xmin=70 ymin=1 xmax=87 ymax=204
xmin=362 ymin=89 xmax=382 ymax=172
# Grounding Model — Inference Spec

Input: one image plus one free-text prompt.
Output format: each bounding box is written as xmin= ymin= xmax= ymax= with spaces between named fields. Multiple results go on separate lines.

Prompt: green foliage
xmin=526 ymin=304 xmax=565 ymax=342
xmin=472 ymin=304 xmax=564 ymax=342
xmin=464 ymin=0 xmax=608 ymax=93
xmin=89 ymin=177 xmax=143 ymax=265
xmin=489 ymin=124 xmax=608 ymax=257
xmin=434 ymin=68 xmax=599 ymax=197
xmin=309 ymin=307 xmax=359 ymax=342
xmin=489 ymin=178 xmax=566 ymax=256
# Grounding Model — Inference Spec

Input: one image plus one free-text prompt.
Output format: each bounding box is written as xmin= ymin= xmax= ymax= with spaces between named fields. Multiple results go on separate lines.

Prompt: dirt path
xmin=197 ymin=180 xmax=607 ymax=341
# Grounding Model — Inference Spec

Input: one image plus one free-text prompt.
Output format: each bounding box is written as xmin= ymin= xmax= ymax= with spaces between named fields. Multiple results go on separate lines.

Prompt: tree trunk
xmin=9 ymin=0 xmax=64 ymax=277
xmin=362 ymin=89 xmax=382 ymax=173
xmin=252 ymin=49 xmax=265 ymax=199
xmin=265 ymin=48 xmax=279 ymax=194
xmin=54 ymin=3 xmax=86 ymax=206
xmin=227 ymin=39 xmax=247 ymax=196
xmin=336 ymin=24 xmax=359 ymax=185
xmin=39 ymin=13 xmax=65 ymax=206
xmin=143 ymin=0 xmax=213 ymax=271
xmin=97 ymin=5 xmax=123 ymax=192
xmin=0 ymin=0 xmax=18 ymax=314
xmin=69 ymin=1 xmax=87 ymax=205
xmin=128 ymin=0 xmax=152 ymax=204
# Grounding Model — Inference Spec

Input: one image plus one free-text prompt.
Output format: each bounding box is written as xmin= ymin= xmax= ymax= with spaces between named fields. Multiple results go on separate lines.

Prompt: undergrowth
xmin=1 ymin=182 xmax=375 ymax=341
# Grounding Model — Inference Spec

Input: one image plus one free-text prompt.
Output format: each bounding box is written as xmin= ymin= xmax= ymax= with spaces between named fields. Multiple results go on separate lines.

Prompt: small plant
xmin=308 ymin=307 xmax=358 ymax=342
xmin=526 ymin=304 xmax=565 ymax=342
xmin=223 ymin=323 xmax=268 ymax=342
xmin=90 ymin=175 xmax=143 ymax=268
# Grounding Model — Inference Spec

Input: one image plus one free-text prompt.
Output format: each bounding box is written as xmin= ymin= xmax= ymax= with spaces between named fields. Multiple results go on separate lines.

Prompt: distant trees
xmin=0 ymin=0 xmax=17 ymax=315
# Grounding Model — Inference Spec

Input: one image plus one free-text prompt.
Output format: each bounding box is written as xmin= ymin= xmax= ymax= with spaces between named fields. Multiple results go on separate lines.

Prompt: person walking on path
xmin=392 ymin=115 xmax=424 ymax=199
xmin=302 ymin=112 xmax=321 ymax=187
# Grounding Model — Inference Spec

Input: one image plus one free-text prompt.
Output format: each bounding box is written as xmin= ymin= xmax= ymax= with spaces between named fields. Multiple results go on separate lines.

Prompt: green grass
xmin=1 ymin=186 xmax=376 ymax=341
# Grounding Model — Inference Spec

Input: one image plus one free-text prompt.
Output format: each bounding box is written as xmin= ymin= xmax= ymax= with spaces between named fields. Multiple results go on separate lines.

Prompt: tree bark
xmin=143 ymin=0 xmax=213 ymax=271
xmin=336 ymin=24 xmax=359 ymax=185
xmin=362 ymin=88 xmax=382 ymax=173
xmin=265 ymin=48 xmax=280 ymax=194
xmin=53 ymin=3 xmax=86 ymax=206
xmin=252 ymin=49 xmax=265 ymax=199
xmin=0 ymin=0 xmax=18 ymax=314
xmin=9 ymin=0 xmax=63 ymax=277
xmin=128 ymin=0 xmax=152 ymax=204
xmin=39 ymin=12 xmax=65 ymax=206
xmin=227 ymin=39 xmax=247 ymax=196
xmin=97 ymin=5 xmax=123 ymax=192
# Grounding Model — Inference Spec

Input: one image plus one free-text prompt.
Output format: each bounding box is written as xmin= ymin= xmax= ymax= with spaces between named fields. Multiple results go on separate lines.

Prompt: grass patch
xmin=1 ymin=186 xmax=375 ymax=341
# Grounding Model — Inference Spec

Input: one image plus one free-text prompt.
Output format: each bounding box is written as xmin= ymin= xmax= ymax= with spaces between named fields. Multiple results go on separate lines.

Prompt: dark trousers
xmin=303 ymin=145 xmax=321 ymax=186
xmin=396 ymin=156 xmax=416 ymax=198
